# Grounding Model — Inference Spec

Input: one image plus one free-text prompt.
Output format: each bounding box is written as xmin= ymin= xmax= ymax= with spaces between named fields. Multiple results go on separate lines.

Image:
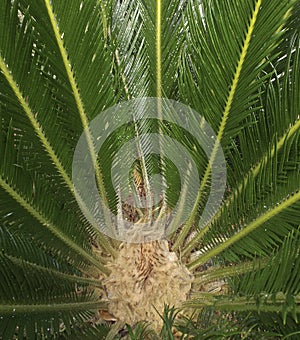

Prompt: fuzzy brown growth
xmin=104 ymin=240 xmax=193 ymax=330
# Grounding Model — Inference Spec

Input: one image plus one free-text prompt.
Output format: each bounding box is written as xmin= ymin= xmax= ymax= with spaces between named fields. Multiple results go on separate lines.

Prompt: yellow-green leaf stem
xmin=45 ymin=0 xmax=116 ymax=256
xmin=188 ymin=190 xmax=300 ymax=271
xmin=44 ymin=0 xmax=107 ymax=206
xmin=156 ymin=0 xmax=162 ymax=99
xmin=0 ymin=301 xmax=107 ymax=314
xmin=6 ymin=255 xmax=103 ymax=287
xmin=173 ymin=0 xmax=263 ymax=250
xmin=0 ymin=57 xmax=71 ymax=198
xmin=155 ymin=0 xmax=169 ymax=220
xmin=183 ymin=118 xmax=300 ymax=256
xmin=0 ymin=55 xmax=115 ymax=259
xmin=0 ymin=177 xmax=109 ymax=274
xmin=183 ymin=293 xmax=300 ymax=313
xmin=98 ymin=0 xmax=108 ymax=42
xmin=193 ymin=258 xmax=268 ymax=285
xmin=156 ymin=0 xmax=163 ymax=119
xmin=0 ymin=57 xmax=113 ymax=266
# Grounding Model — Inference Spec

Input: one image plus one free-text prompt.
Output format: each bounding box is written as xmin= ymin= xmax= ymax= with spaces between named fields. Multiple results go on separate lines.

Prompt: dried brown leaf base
xmin=104 ymin=240 xmax=194 ymax=331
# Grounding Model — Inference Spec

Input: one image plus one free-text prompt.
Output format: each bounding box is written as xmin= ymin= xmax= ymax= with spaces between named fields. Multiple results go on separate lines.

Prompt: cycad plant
xmin=0 ymin=0 xmax=300 ymax=338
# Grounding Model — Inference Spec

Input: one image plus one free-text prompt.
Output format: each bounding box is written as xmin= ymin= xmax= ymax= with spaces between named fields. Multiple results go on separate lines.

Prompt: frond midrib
xmin=0 ymin=23 xmax=115 ymax=259
xmin=5 ymin=254 xmax=102 ymax=287
xmin=188 ymin=190 xmax=300 ymax=271
xmin=184 ymin=292 xmax=300 ymax=313
xmin=183 ymin=117 xmax=300 ymax=256
xmin=173 ymin=0 xmax=263 ymax=250
xmin=0 ymin=301 xmax=107 ymax=314
xmin=0 ymin=176 xmax=109 ymax=274
xmin=193 ymin=258 xmax=268 ymax=285
xmin=44 ymin=0 xmax=119 ymax=253
xmin=156 ymin=0 xmax=162 ymax=98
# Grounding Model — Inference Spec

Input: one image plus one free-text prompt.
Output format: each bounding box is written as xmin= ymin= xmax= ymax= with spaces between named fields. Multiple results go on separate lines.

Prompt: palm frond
xmin=174 ymin=0 xmax=297 ymax=248
xmin=0 ymin=224 xmax=106 ymax=338
xmin=0 ymin=0 xmax=116 ymax=259
xmin=183 ymin=31 xmax=300 ymax=261
xmin=176 ymin=309 xmax=280 ymax=339
xmin=0 ymin=298 xmax=105 ymax=339
xmin=0 ymin=0 xmax=300 ymax=337
xmin=0 ymin=224 xmax=101 ymax=287
xmin=186 ymin=228 xmax=300 ymax=334
xmin=234 ymin=228 xmax=300 ymax=308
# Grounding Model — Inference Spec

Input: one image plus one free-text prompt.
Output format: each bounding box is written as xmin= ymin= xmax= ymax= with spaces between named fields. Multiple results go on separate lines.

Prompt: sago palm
xmin=0 ymin=0 xmax=300 ymax=338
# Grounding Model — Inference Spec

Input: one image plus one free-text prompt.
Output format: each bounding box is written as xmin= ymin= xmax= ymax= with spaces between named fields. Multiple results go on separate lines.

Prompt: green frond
xmin=0 ymin=299 xmax=105 ymax=339
xmin=183 ymin=32 xmax=300 ymax=257
xmin=188 ymin=191 xmax=300 ymax=270
xmin=126 ymin=321 xmax=158 ymax=339
xmin=0 ymin=225 xmax=102 ymax=287
xmin=0 ymin=0 xmax=300 ymax=337
xmin=0 ymin=223 xmax=106 ymax=338
xmin=184 ymin=293 xmax=300 ymax=318
xmin=186 ymin=229 xmax=300 ymax=334
xmin=0 ymin=0 xmax=116 ymax=256
xmin=193 ymin=258 xmax=268 ymax=285
xmin=174 ymin=0 xmax=296 ymax=249
xmin=0 ymin=123 xmax=107 ymax=272
xmin=176 ymin=308 xmax=281 ymax=339
xmin=158 ymin=305 xmax=179 ymax=340
xmin=233 ymin=228 xmax=300 ymax=301
xmin=45 ymin=1 xmax=118 ymax=254
xmin=110 ymin=0 xmax=148 ymax=99
xmin=115 ymin=0 xmax=186 ymax=98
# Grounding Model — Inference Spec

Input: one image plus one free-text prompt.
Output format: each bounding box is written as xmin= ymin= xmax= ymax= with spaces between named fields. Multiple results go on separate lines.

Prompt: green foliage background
xmin=0 ymin=0 xmax=300 ymax=338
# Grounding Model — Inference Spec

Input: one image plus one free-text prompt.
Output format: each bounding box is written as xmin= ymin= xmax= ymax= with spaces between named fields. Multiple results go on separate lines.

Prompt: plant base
xmin=104 ymin=240 xmax=193 ymax=330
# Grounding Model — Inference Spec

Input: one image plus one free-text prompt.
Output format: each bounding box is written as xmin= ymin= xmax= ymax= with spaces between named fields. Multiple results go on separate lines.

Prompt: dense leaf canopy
xmin=0 ymin=0 xmax=299 ymax=338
